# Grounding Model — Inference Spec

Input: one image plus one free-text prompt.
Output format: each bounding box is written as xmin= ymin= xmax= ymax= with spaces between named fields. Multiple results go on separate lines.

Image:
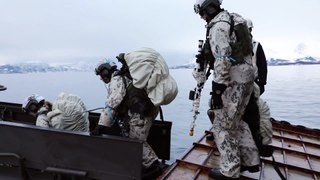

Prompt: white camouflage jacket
xmin=98 ymin=72 xmax=130 ymax=127
xmin=36 ymin=107 xmax=50 ymax=127
xmin=207 ymin=11 xmax=254 ymax=86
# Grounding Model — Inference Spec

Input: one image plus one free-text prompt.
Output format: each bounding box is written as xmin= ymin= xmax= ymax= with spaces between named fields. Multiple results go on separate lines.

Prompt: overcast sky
xmin=0 ymin=0 xmax=319 ymax=66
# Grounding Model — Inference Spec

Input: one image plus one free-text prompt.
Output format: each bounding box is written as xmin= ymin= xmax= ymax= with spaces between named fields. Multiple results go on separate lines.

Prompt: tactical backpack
xmin=229 ymin=13 xmax=253 ymax=64
xmin=115 ymin=48 xmax=177 ymax=161
xmin=204 ymin=11 xmax=253 ymax=67
xmin=117 ymin=47 xmax=178 ymax=107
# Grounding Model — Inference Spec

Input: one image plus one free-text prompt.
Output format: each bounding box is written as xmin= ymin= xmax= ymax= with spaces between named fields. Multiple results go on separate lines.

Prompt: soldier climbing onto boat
xmin=193 ymin=0 xmax=260 ymax=179
xmin=91 ymin=56 xmax=166 ymax=179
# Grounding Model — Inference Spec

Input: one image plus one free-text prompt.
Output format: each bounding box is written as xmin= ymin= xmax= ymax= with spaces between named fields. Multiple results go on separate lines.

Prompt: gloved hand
xmin=116 ymin=53 xmax=125 ymax=63
xmin=195 ymin=53 xmax=203 ymax=61
xmin=211 ymin=81 xmax=227 ymax=109
xmin=90 ymin=125 xmax=107 ymax=136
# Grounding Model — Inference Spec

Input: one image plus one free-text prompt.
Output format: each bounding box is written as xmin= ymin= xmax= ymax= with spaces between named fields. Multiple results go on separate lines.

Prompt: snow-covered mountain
xmin=1 ymin=56 xmax=319 ymax=73
xmin=0 ymin=62 xmax=96 ymax=74
xmin=267 ymin=56 xmax=320 ymax=66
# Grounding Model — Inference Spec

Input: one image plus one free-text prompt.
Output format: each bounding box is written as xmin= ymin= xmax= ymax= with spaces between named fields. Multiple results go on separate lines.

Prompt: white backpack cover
xmin=124 ymin=47 xmax=178 ymax=106
xmin=47 ymin=93 xmax=90 ymax=132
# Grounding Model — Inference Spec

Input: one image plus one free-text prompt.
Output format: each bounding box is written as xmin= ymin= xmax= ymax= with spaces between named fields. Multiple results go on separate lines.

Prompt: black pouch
xmin=147 ymin=106 xmax=172 ymax=161
xmin=259 ymin=144 xmax=274 ymax=157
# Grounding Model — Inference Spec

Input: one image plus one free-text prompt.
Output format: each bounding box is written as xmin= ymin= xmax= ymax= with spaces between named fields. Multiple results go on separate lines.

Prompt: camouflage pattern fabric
xmin=36 ymin=107 xmax=50 ymax=127
xmin=208 ymin=11 xmax=260 ymax=178
xmin=128 ymin=108 xmax=159 ymax=168
xmin=98 ymin=72 xmax=159 ymax=168
xmin=98 ymin=74 xmax=127 ymax=127
xmin=212 ymin=83 xmax=260 ymax=178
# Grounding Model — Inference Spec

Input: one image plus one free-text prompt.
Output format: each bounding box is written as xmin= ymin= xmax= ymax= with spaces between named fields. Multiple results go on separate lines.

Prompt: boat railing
xmin=0 ymin=101 xmax=172 ymax=162
xmin=0 ymin=121 xmax=143 ymax=179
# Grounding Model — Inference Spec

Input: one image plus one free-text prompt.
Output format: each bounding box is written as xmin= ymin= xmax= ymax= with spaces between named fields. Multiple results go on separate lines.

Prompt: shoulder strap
xmin=205 ymin=12 xmax=234 ymax=75
xmin=229 ymin=14 xmax=234 ymax=37
xmin=252 ymin=40 xmax=259 ymax=53
xmin=159 ymin=106 xmax=164 ymax=121
xmin=206 ymin=12 xmax=234 ymax=37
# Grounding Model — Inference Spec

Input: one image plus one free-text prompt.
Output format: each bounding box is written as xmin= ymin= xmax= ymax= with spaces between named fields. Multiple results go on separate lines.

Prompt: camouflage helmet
xmin=95 ymin=59 xmax=118 ymax=84
xmin=194 ymin=0 xmax=222 ymax=15
xmin=22 ymin=94 xmax=45 ymax=113
xmin=94 ymin=59 xmax=117 ymax=76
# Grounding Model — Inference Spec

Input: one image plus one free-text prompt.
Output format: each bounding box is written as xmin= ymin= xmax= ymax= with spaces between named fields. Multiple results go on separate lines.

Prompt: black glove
xmin=90 ymin=125 xmax=107 ymax=136
xmin=116 ymin=53 xmax=125 ymax=63
xmin=211 ymin=81 xmax=227 ymax=109
xmin=195 ymin=53 xmax=203 ymax=60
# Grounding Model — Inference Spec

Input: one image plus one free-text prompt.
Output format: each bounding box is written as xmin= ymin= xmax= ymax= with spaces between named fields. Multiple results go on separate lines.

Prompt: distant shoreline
xmin=170 ymin=62 xmax=320 ymax=69
xmin=1 ymin=60 xmax=320 ymax=73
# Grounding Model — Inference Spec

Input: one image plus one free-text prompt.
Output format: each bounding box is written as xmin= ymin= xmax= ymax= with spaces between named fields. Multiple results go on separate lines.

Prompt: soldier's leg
xmin=128 ymin=113 xmax=158 ymax=168
xmin=212 ymin=83 xmax=253 ymax=178
xmin=237 ymin=120 xmax=260 ymax=168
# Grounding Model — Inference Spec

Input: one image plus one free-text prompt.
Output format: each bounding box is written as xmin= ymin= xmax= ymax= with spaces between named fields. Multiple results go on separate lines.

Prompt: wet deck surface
xmin=159 ymin=119 xmax=320 ymax=180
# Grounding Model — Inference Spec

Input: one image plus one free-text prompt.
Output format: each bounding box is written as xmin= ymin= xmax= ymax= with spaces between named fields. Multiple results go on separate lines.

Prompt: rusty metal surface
xmin=160 ymin=119 xmax=320 ymax=180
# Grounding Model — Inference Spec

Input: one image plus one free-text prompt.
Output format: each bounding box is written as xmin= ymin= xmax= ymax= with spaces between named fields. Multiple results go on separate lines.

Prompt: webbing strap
xmin=159 ymin=106 xmax=164 ymax=121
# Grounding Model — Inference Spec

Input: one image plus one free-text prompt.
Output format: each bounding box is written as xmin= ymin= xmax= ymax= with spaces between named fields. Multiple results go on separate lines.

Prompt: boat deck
xmin=1 ymin=100 xmax=320 ymax=179
xmin=159 ymin=119 xmax=320 ymax=180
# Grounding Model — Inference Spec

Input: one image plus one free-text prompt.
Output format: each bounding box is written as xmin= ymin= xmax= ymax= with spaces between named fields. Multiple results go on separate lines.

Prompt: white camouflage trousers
xmin=212 ymin=82 xmax=260 ymax=178
xmin=128 ymin=108 xmax=159 ymax=168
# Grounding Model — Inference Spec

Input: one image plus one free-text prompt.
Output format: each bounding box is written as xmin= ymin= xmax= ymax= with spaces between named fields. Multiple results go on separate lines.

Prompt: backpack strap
xmin=159 ymin=106 xmax=164 ymax=121
xmin=205 ymin=16 xmax=230 ymax=77
xmin=229 ymin=14 xmax=234 ymax=36
xmin=205 ymin=12 xmax=234 ymax=75
xmin=205 ymin=25 xmax=214 ymax=78
xmin=116 ymin=53 xmax=132 ymax=80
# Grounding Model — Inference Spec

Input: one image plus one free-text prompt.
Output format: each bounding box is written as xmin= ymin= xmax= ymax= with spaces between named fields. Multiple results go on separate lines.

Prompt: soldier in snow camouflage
xmin=194 ymin=0 xmax=260 ymax=179
xmin=22 ymin=94 xmax=52 ymax=128
xmin=91 ymin=59 xmax=163 ymax=179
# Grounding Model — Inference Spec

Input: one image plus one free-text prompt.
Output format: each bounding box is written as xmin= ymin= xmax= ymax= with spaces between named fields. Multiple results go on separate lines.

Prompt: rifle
xmin=188 ymin=40 xmax=209 ymax=136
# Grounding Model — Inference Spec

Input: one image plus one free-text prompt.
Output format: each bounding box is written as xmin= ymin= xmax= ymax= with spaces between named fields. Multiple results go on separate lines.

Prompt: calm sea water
xmin=1 ymin=64 xmax=320 ymax=163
